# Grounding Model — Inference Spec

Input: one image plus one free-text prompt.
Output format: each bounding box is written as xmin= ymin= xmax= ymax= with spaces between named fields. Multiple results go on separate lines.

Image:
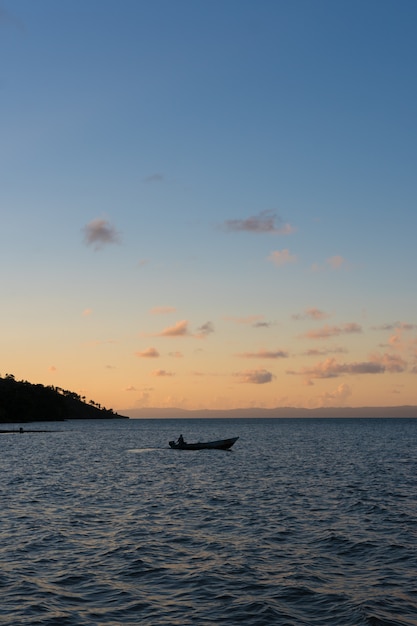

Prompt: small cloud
xmin=234 ymin=368 xmax=275 ymax=384
xmin=83 ymin=218 xmax=121 ymax=250
xmin=157 ymin=320 xmax=189 ymax=337
xmin=150 ymin=306 xmax=176 ymax=315
xmin=286 ymin=354 xmax=404 ymax=384
xmin=268 ymin=249 xmax=297 ymax=267
xmin=238 ymin=349 xmax=288 ymax=359
xmin=195 ymin=321 xmax=214 ymax=339
xmin=151 ymin=369 xmax=175 ymax=377
xmin=125 ymin=386 xmax=137 ymax=392
xmin=136 ymin=347 xmax=160 ymax=358
xmin=221 ymin=210 xmax=295 ymax=235
xmin=48 ymin=366 xmax=57 ymax=373
xmin=169 ymin=351 xmax=184 ymax=358
xmin=318 ymin=383 xmax=352 ymax=407
xmin=303 ymin=347 xmax=347 ymax=357
xmin=223 ymin=315 xmax=265 ymax=326
xmin=82 ymin=308 xmax=93 ymax=317
xmin=292 ymin=308 xmax=330 ymax=321
xmin=310 ymin=255 xmax=348 ymax=272
xmin=303 ymin=323 xmax=362 ymax=340
xmin=143 ymin=173 xmax=164 ymax=183
xmin=327 ymin=255 xmax=345 ymax=269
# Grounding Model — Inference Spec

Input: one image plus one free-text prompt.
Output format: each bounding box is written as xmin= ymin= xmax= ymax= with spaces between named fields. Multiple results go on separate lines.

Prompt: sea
xmin=1 ymin=417 xmax=417 ymax=626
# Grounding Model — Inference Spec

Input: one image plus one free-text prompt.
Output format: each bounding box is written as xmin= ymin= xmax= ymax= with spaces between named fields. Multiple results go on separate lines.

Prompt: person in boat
xmin=177 ymin=434 xmax=185 ymax=445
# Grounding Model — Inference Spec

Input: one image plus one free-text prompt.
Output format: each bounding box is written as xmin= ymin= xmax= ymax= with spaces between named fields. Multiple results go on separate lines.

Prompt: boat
xmin=169 ymin=436 xmax=239 ymax=450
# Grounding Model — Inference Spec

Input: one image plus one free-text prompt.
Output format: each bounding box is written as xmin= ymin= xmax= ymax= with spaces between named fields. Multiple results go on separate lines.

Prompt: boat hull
xmin=169 ymin=436 xmax=239 ymax=450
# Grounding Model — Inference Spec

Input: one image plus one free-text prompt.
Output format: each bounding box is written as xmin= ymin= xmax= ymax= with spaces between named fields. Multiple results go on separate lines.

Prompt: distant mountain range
xmin=120 ymin=405 xmax=417 ymax=419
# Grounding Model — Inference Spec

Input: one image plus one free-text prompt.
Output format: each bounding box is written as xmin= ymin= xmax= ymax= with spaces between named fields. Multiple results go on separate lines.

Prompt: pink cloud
xmin=234 ymin=369 xmax=275 ymax=384
xmin=303 ymin=322 xmax=362 ymax=339
xmin=268 ymin=249 xmax=297 ymax=267
xmin=222 ymin=210 xmax=295 ymax=235
xmin=136 ymin=347 xmax=160 ymax=358
xmin=151 ymin=369 xmax=175 ymax=377
xmin=287 ymin=352 xmax=407 ymax=384
xmin=238 ymin=349 xmax=289 ymax=359
xmin=318 ymin=383 xmax=352 ymax=407
xmin=292 ymin=308 xmax=330 ymax=321
xmin=158 ymin=320 xmax=189 ymax=337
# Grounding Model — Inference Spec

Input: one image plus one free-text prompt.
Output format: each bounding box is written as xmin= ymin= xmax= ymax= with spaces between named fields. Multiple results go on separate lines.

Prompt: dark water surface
xmin=1 ymin=418 xmax=417 ymax=625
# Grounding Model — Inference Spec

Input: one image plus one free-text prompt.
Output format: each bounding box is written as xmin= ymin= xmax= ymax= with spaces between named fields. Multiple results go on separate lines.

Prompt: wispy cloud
xmin=83 ymin=218 xmax=121 ymax=249
xmin=303 ymin=347 xmax=347 ymax=357
xmin=143 ymin=173 xmax=164 ymax=183
xmin=151 ymin=369 xmax=175 ymax=377
xmin=302 ymin=322 xmax=362 ymax=339
xmin=82 ymin=308 xmax=93 ymax=317
xmin=372 ymin=321 xmax=417 ymax=332
xmin=237 ymin=349 xmax=288 ymax=359
xmin=234 ymin=368 xmax=275 ymax=384
xmin=150 ymin=306 xmax=176 ymax=315
xmin=318 ymin=383 xmax=352 ymax=406
xmin=311 ymin=256 xmax=347 ymax=272
xmin=157 ymin=320 xmax=189 ymax=337
xmin=195 ymin=321 xmax=214 ymax=339
xmin=222 ymin=211 xmax=295 ymax=235
xmin=223 ymin=315 xmax=265 ymax=326
xmin=136 ymin=347 xmax=160 ymax=358
xmin=268 ymin=249 xmax=297 ymax=267
xmin=287 ymin=352 xmax=407 ymax=384
xmin=169 ymin=351 xmax=184 ymax=358
xmin=292 ymin=308 xmax=330 ymax=321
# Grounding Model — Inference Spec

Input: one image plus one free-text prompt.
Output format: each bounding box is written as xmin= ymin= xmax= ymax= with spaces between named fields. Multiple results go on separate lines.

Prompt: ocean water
xmin=1 ymin=417 xmax=417 ymax=626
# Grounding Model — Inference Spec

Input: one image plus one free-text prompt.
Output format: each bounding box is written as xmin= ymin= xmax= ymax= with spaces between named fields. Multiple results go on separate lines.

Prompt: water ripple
xmin=1 ymin=418 xmax=417 ymax=625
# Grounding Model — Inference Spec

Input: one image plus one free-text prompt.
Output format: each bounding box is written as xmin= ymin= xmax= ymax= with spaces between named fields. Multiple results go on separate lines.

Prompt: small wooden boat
xmin=169 ymin=436 xmax=239 ymax=450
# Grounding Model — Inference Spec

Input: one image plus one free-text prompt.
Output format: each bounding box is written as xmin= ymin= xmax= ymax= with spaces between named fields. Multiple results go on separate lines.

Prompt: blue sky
xmin=1 ymin=0 xmax=417 ymax=412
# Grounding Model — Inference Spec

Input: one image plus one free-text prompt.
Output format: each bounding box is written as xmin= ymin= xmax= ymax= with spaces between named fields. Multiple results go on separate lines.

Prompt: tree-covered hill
xmin=0 ymin=374 xmax=126 ymax=423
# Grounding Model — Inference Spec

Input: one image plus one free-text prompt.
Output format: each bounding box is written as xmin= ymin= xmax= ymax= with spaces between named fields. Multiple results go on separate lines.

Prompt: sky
xmin=1 ymin=0 xmax=417 ymax=413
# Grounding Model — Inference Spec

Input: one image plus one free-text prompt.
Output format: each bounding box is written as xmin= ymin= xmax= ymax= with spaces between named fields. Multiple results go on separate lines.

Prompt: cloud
xmin=369 ymin=352 xmax=407 ymax=373
xmin=221 ymin=210 xmax=295 ymax=235
xmin=326 ymin=255 xmax=345 ymax=269
xmin=169 ymin=351 xmax=184 ymax=358
xmin=292 ymin=308 xmax=330 ymax=321
xmin=150 ymin=306 xmax=176 ymax=315
xmin=372 ymin=321 xmax=417 ymax=332
xmin=287 ymin=352 xmax=406 ymax=384
xmin=310 ymin=256 xmax=347 ymax=272
xmin=195 ymin=321 xmax=214 ymax=339
xmin=303 ymin=347 xmax=347 ymax=357
xmin=83 ymin=218 xmax=121 ymax=249
xmin=143 ymin=173 xmax=164 ymax=183
xmin=268 ymin=249 xmax=297 ymax=267
xmin=234 ymin=368 xmax=275 ymax=384
xmin=136 ymin=347 xmax=160 ymax=358
xmin=223 ymin=315 xmax=265 ymax=325
xmin=318 ymin=383 xmax=352 ymax=406
xmin=151 ymin=369 xmax=175 ymax=377
xmin=303 ymin=322 xmax=362 ymax=339
xmin=82 ymin=308 xmax=93 ymax=317
xmin=158 ymin=320 xmax=189 ymax=337
xmin=125 ymin=386 xmax=137 ymax=392
xmin=238 ymin=349 xmax=289 ymax=359
xmin=48 ymin=366 xmax=57 ymax=373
